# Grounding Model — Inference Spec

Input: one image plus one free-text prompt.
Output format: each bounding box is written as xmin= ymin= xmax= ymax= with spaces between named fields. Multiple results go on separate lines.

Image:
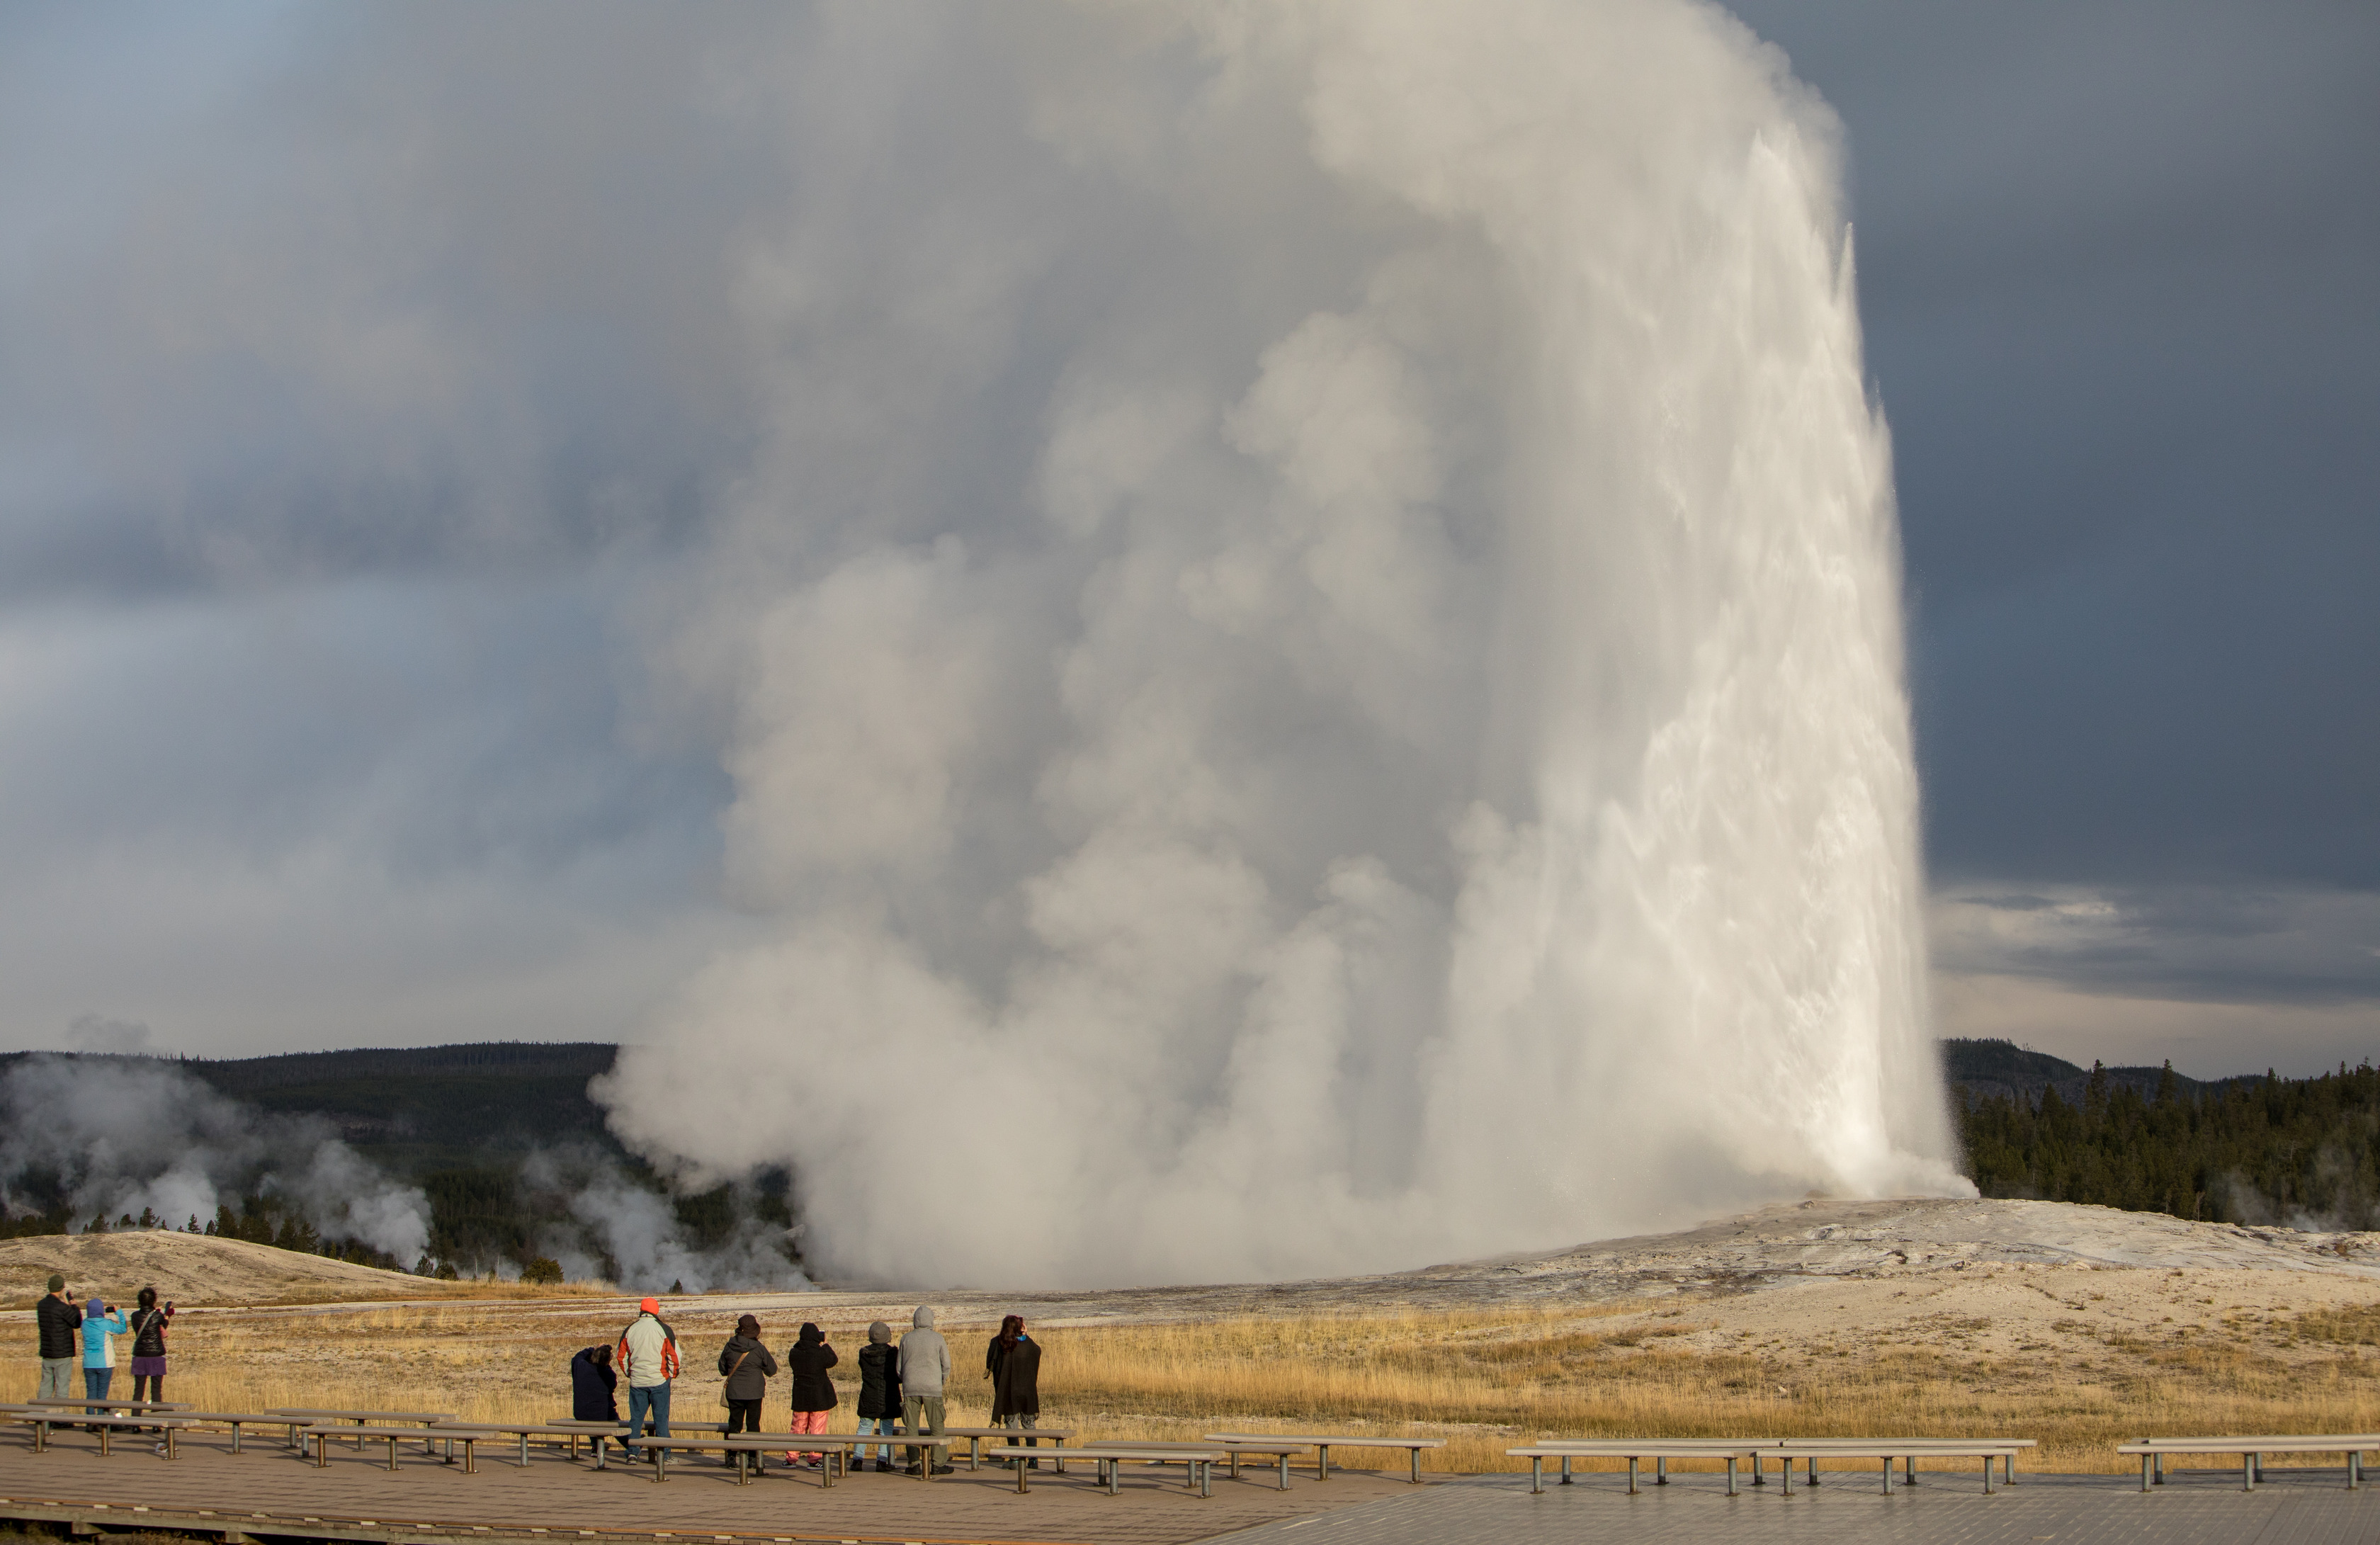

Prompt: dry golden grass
xmin=21 ymin=1292 xmax=2380 ymax=1478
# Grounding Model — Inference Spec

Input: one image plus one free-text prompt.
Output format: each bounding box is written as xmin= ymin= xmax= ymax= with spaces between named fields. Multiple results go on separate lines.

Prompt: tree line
xmin=1956 ymin=1058 xmax=2380 ymax=1227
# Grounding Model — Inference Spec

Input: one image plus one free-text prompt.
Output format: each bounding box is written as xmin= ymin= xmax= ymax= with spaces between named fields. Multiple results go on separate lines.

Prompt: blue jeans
xmin=854 ymin=1414 xmax=897 ymax=1460
xmin=623 ymin=1383 xmax=671 ymax=1456
xmin=84 ymin=1366 xmax=112 ymax=1415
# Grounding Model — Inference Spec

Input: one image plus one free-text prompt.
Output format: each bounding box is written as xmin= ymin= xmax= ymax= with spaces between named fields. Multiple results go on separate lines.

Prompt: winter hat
xmin=46 ymin=1274 xmax=64 ymax=1293
xmin=797 ymin=1321 xmax=823 ymax=1347
xmin=867 ymin=1321 xmax=891 ymax=1345
xmin=736 ymin=1314 xmax=760 ymax=1337
xmin=639 ymin=1296 xmax=659 ymax=1313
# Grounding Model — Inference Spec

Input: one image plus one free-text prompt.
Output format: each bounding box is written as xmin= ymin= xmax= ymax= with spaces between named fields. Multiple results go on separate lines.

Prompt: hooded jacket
xmin=856 ymin=1325 xmax=902 ymax=1420
xmin=988 ymin=1330 xmax=1041 ymax=1419
xmin=718 ymin=1330 xmax=778 ymax=1403
xmin=783 ymin=1323 xmax=839 ymax=1412
xmin=897 ymin=1308 xmax=951 ymax=1398
xmin=616 ymin=1312 xmax=680 ymax=1388
xmin=570 ymin=1347 xmax=620 ymax=1422
xmin=81 ymin=1301 xmax=127 ymax=1369
xmin=36 ymin=1295 xmax=81 ymax=1361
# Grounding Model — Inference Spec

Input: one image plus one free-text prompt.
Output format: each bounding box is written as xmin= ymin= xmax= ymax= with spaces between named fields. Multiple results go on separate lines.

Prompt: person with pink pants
xmin=781 ymin=1323 xmax=837 ymax=1468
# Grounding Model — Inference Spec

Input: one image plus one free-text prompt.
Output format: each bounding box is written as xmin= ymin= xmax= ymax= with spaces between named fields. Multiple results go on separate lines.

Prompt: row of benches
xmin=12 ymin=1399 xmax=2374 ymax=1496
xmin=0 ymin=1400 xmax=1446 ymax=1498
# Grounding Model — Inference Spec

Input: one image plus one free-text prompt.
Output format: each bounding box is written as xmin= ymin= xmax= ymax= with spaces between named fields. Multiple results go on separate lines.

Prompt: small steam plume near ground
xmin=514 ymin=1146 xmax=810 ymax=1294
xmin=0 ymin=1053 xmax=431 ymax=1263
xmin=594 ymin=0 xmax=1971 ymax=1288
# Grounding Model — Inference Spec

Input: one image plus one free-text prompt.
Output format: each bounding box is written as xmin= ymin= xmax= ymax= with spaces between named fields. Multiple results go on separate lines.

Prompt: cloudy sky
xmin=1 ymin=0 xmax=2372 ymax=1080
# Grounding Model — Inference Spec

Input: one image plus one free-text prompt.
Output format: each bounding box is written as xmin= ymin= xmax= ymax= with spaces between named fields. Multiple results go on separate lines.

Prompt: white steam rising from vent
xmin=596 ymin=0 xmax=1970 ymax=1287
xmin=0 ymin=1054 xmax=431 ymax=1262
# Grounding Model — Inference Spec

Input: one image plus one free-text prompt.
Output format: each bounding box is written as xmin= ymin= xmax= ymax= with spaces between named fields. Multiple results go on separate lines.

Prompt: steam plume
xmin=596 ymin=0 xmax=1970 ymax=1287
xmin=0 ymin=1054 xmax=431 ymax=1262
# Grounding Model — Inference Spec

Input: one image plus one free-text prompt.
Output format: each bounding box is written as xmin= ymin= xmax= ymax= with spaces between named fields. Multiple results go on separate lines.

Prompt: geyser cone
xmin=596 ymin=0 xmax=1971 ymax=1289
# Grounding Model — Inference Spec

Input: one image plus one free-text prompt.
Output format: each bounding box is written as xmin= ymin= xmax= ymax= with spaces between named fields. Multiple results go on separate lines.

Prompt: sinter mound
xmin=1 ymin=1230 xmax=441 ymax=1307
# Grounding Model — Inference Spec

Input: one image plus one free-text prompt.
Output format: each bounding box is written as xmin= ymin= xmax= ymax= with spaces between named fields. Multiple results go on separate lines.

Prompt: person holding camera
xmin=79 ymin=1294 xmax=127 ymax=1427
xmin=35 ymin=1276 xmax=80 ymax=1404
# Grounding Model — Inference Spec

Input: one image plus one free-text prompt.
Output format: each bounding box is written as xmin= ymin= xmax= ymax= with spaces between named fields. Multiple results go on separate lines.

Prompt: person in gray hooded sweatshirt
xmin=897 ymin=1307 xmax=953 ymax=1475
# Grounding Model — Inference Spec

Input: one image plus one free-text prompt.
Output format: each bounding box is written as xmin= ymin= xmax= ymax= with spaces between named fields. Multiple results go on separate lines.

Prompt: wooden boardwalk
xmin=0 ymin=1426 xmax=1417 ymax=1545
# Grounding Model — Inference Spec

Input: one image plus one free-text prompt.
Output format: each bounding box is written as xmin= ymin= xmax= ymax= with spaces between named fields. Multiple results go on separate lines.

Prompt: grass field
xmin=22 ymin=1292 xmax=2380 ymax=1478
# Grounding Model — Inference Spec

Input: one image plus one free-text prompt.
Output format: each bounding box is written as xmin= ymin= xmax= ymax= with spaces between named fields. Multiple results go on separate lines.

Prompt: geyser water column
xmin=595 ymin=0 xmax=1972 ymax=1289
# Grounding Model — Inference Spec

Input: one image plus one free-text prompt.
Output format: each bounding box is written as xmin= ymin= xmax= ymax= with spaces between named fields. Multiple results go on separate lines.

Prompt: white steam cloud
xmin=518 ymin=1148 xmax=811 ymax=1294
xmin=0 ymin=1054 xmax=431 ymax=1262
xmin=596 ymin=0 xmax=1970 ymax=1287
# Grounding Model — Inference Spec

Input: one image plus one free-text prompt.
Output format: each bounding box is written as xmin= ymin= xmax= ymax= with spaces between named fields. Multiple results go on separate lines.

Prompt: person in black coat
xmin=854 ymin=1321 xmax=902 ymax=1473
xmin=570 ymin=1344 xmax=618 ymax=1462
xmin=781 ymin=1322 xmax=838 ymax=1468
xmin=987 ymin=1315 xmax=1042 ymax=1466
xmin=718 ymin=1315 xmax=778 ymax=1456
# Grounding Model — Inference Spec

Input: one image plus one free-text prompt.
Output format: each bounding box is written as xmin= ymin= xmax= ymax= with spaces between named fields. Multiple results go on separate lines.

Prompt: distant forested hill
xmin=1943 ymin=1038 xmax=2380 ymax=1228
xmin=183 ymin=1041 xmax=623 ymax=1177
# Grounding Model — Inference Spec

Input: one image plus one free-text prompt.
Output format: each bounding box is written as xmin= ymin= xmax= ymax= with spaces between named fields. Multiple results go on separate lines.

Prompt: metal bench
xmin=268 ymin=1408 xmax=455 ymax=1452
xmin=2118 ymin=1434 xmax=2380 ymax=1492
xmin=625 ymin=1435 xmax=781 ymax=1485
xmin=0 ymin=1408 xmax=189 ymax=1458
xmin=935 ymin=1425 xmax=1077 ymax=1471
xmin=1769 ymin=1440 xmax=2026 ymax=1495
xmin=1203 ymin=1431 xmax=1445 ymax=1483
xmin=990 ymin=1443 xmax=1225 ymax=1497
xmin=1508 ymin=1441 xmax=1764 ymax=1495
xmin=301 ymin=1423 xmax=477 ymax=1473
xmin=145 ymin=1411 xmax=290 ymax=1454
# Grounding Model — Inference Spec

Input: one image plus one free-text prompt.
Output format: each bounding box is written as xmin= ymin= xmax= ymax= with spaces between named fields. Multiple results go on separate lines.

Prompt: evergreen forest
xmin=1951 ymin=1041 xmax=2380 ymax=1228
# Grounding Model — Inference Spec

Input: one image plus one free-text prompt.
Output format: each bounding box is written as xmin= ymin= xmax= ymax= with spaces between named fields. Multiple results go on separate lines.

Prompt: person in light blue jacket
xmin=81 ymin=1296 xmax=128 ymax=1422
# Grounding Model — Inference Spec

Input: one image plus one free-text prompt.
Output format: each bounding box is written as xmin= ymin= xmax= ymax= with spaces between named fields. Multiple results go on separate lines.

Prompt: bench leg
xmin=1319 ymin=1443 xmax=1330 ymax=1481
xmin=2005 ymin=1452 xmax=2017 ymax=1486
xmin=230 ymin=1423 xmax=241 ymax=1456
xmin=100 ymin=1427 xmax=110 ymax=1459
xmin=1881 ymin=1456 xmax=1891 ymax=1494
xmin=1628 ymin=1457 xmax=1638 ymax=1495
xmin=2244 ymin=1453 xmax=2255 ymax=1493
xmin=1983 ymin=1455 xmax=1993 ymax=1496
xmin=1015 ymin=1454 xmax=1029 ymax=1494
xmin=1727 ymin=1457 xmax=1738 ymax=1496
xmin=2353 ymin=1451 xmax=2362 ymax=1490
xmin=654 ymin=1447 xmax=667 ymax=1483
xmin=1656 ymin=1456 xmax=1667 ymax=1486
xmin=2155 ymin=1451 xmax=2165 ymax=1485
xmin=1531 ymin=1457 xmax=1543 ymax=1496
xmin=1201 ymin=1459 xmax=1211 ymax=1499
xmin=1106 ymin=1458 xmax=1120 ymax=1496
xmin=2140 ymin=1454 xmax=2152 ymax=1493
xmin=1781 ymin=1459 xmax=1793 ymax=1497
xmin=1751 ymin=1451 xmax=1763 ymax=1486
xmin=1807 ymin=1457 xmax=1820 ymax=1487
xmin=385 ymin=1437 xmax=398 ymax=1472
xmin=1560 ymin=1455 xmax=1572 ymax=1486
xmin=465 ymin=1440 xmax=477 ymax=1476
xmin=1905 ymin=1454 xmax=1917 ymax=1485
xmin=1412 ymin=1446 xmax=1422 ymax=1484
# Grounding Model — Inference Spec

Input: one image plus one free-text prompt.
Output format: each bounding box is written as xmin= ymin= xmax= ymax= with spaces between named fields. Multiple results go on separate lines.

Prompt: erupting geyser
xmin=596 ymin=0 xmax=1972 ymax=1287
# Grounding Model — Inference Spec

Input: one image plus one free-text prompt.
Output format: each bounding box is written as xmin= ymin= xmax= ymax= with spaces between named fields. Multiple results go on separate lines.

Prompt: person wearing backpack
xmin=613 ymin=1297 xmax=680 ymax=1461
xmin=128 ymin=1286 xmax=174 ymax=1444
xmin=718 ymin=1315 xmax=778 ymax=1465
xmin=780 ymin=1323 xmax=837 ymax=1469
xmin=854 ymin=1321 xmax=902 ymax=1473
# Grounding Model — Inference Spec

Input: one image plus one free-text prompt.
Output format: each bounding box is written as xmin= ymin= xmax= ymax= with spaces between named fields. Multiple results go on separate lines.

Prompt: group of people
xmin=33 ymin=1274 xmax=175 ymax=1447
xmin=571 ymin=1299 xmax=1042 ymax=1475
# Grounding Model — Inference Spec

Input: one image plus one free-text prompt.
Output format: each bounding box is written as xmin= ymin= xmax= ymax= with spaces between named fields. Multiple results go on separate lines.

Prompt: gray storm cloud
xmin=593 ymin=0 xmax=1968 ymax=1288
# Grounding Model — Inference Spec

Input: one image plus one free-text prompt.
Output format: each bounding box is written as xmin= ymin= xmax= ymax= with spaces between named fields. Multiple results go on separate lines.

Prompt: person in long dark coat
xmin=854 ymin=1321 xmax=902 ymax=1473
xmin=986 ymin=1314 xmax=1042 ymax=1466
xmin=718 ymin=1315 xmax=779 ymax=1460
xmin=781 ymin=1322 xmax=838 ymax=1468
xmin=570 ymin=1344 xmax=619 ymax=1463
